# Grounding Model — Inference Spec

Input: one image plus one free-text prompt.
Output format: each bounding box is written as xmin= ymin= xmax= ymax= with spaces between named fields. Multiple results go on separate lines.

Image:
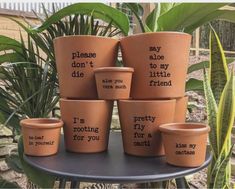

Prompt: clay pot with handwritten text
xmin=159 ymin=123 xmax=210 ymax=167
xmin=20 ymin=118 xmax=63 ymax=156
xmin=54 ymin=36 xmax=119 ymax=99
xmin=118 ymin=99 xmax=176 ymax=157
xmin=60 ymin=99 xmax=113 ymax=153
xmin=174 ymin=96 xmax=188 ymax=122
xmin=120 ymin=32 xmax=191 ymax=99
xmin=94 ymin=67 xmax=134 ymax=100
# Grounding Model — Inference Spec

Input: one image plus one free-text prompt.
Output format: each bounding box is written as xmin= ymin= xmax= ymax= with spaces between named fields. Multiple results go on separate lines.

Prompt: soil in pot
xmin=20 ymin=118 xmax=63 ymax=156
xmin=120 ymin=32 xmax=191 ymax=99
xmin=94 ymin=67 xmax=134 ymax=100
xmin=54 ymin=36 xmax=119 ymax=99
xmin=59 ymin=99 xmax=113 ymax=153
xmin=159 ymin=123 xmax=210 ymax=167
xmin=118 ymin=99 xmax=176 ymax=156
xmin=174 ymin=96 xmax=188 ymax=122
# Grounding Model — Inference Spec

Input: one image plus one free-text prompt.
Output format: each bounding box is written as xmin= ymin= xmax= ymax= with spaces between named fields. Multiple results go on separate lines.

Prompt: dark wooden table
xmin=24 ymin=132 xmax=212 ymax=188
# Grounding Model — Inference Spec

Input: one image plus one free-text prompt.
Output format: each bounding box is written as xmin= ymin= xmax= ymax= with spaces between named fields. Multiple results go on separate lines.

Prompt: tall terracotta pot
xmin=60 ymin=99 xmax=113 ymax=153
xmin=118 ymin=99 xmax=176 ymax=156
xmin=159 ymin=123 xmax=210 ymax=167
xmin=54 ymin=36 xmax=119 ymax=99
xmin=120 ymin=32 xmax=191 ymax=99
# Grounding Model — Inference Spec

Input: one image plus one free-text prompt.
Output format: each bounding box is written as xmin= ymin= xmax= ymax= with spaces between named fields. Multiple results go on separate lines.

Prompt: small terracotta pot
xmin=120 ymin=32 xmax=191 ymax=99
xmin=60 ymin=99 xmax=113 ymax=153
xmin=54 ymin=36 xmax=119 ymax=99
xmin=118 ymin=99 xmax=176 ymax=157
xmin=159 ymin=123 xmax=210 ymax=167
xmin=20 ymin=118 xmax=63 ymax=156
xmin=174 ymin=96 xmax=188 ymax=122
xmin=94 ymin=67 xmax=134 ymax=100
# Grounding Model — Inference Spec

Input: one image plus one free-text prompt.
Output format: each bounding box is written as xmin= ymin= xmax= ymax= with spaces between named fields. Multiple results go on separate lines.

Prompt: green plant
xmin=203 ymin=27 xmax=235 ymax=188
xmin=123 ymin=3 xmax=235 ymax=33
xmin=30 ymin=3 xmax=129 ymax=35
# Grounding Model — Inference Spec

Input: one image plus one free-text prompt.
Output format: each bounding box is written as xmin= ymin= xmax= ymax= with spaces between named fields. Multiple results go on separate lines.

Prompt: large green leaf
xmin=145 ymin=3 xmax=160 ymax=32
xmin=217 ymin=9 xmax=235 ymax=23
xmin=0 ymin=35 xmax=22 ymax=53
xmin=213 ymin=145 xmax=234 ymax=189
xmin=186 ymin=78 xmax=203 ymax=92
xmin=203 ymin=69 xmax=218 ymax=158
xmin=217 ymin=71 xmax=235 ymax=154
xmin=209 ymin=27 xmax=229 ymax=104
xmin=18 ymin=136 xmax=56 ymax=188
xmin=30 ymin=3 xmax=129 ymax=36
xmin=0 ymin=53 xmax=24 ymax=64
xmin=146 ymin=3 xmax=175 ymax=32
xmin=187 ymin=58 xmax=234 ymax=74
xmin=159 ymin=3 xmax=175 ymax=15
xmin=185 ymin=9 xmax=235 ymax=33
xmin=157 ymin=3 xmax=228 ymax=32
xmin=123 ymin=3 xmax=145 ymax=33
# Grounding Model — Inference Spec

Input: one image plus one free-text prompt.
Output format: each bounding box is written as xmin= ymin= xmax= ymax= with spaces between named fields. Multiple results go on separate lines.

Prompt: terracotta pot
xmin=174 ymin=96 xmax=188 ymax=122
xmin=159 ymin=123 xmax=210 ymax=167
xmin=60 ymin=99 xmax=113 ymax=153
xmin=94 ymin=67 xmax=134 ymax=100
xmin=118 ymin=99 xmax=176 ymax=156
xmin=20 ymin=118 xmax=63 ymax=156
xmin=54 ymin=36 xmax=119 ymax=99
xmin=120 ymin=32 xmax=191 ymax=99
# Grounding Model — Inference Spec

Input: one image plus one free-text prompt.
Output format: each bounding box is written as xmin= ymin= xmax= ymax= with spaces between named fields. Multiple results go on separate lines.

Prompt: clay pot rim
xmin=94 ymin=67 xmax=134 ymax=73
xmin=118 ymin=99 xmax=176 ymax=103
xmin=53 ymin=35 xmax=119 ymax=43
xmin=159 ymin=122 xmax=210 ymax=135
xmin=60 ymin=98 xmax=110 ymax=103
xmin=20 ymin=118 xmax=63 ymax=129
xmin=120 ymin=31 xmax=191 ymax=41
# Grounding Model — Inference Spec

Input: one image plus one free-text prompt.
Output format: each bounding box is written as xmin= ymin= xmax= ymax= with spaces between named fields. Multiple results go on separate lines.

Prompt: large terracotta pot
xmin=174 ymin=96 xmax=188 ymax=122
xmin=120 ymin=32 xmax=191 ymax=99
xmin=60 ymin=99 xmax=113 ymax=153
xmin=159 ymin=123 xmax=210 ymax=167
xmin=20 ymin=118 xmax=63 ymax=156
xmin=54 ymin=36 xmax=119 ymax=99
xmin=118 ymin=99 xmax=176 ymax=156
xmin=94 ymin=67 xmax=134 ymax=100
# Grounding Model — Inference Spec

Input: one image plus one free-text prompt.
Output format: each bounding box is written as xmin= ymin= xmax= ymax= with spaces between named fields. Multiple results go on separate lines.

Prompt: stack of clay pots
xmin=20 ymin=33 xmax=210 ymax=168
xmin=119 ymin=32 xmax=210 ymax=167
xmin=53 ymin=36 xmax=121 ymax=153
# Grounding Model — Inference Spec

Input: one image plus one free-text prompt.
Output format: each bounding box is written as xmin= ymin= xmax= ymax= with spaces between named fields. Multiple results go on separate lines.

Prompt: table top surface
xmin=24 ymin=132 xmax=212 ymax=183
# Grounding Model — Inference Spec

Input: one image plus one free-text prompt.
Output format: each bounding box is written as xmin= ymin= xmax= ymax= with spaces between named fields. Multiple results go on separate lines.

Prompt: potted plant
xmin=159 ymin=123 xmax=210 ymax=167
xmin=94 ymin=67 xmax=134 ymax=100
xmin=120 ymin=32 xmax=191 ymax=99
xmin=60 ymin=99 xmax=113 ymax=153
xmin=118 ymin=99 xmax=176 ymax=156
xmin=20 ymin=118 xmax=63 ymax=156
